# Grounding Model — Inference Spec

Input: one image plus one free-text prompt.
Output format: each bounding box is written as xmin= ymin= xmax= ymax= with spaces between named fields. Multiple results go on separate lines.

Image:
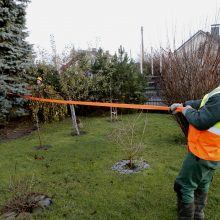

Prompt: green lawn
xmin=0 ymin=113 xmax=220 ymax=220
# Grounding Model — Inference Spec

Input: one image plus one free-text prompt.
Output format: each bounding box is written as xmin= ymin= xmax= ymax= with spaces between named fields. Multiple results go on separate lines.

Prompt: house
xmin=175 ymin=24 xmax=220 ymax=54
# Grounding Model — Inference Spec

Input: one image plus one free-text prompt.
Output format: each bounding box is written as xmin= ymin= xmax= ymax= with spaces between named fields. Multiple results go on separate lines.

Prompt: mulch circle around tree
xmin=112 ymin=160 xmax=150 ymax=174
xmin=34 ymin=155 xmax=45 ymax=160
xmin=33 ymin=145 xmax=52 ymax=151
xmin=0 ymin=193 xmax=52 ymax=219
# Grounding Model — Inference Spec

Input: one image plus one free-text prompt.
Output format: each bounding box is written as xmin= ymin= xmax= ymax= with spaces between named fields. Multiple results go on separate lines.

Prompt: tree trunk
xmin=36 ymin=113 xmax=43 ymax=146
xmin=110 ymin=107 xmax=118 ymax=122
xmin=70 ymin=104 xmax=80 ymax=136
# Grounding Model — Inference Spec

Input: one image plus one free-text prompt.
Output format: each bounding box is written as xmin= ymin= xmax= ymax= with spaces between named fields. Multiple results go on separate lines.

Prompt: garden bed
xmin=0 ymin=120 xmax=36 ymax=140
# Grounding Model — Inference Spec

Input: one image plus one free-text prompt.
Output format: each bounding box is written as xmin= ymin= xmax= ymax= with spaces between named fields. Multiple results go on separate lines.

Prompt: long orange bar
xmin=7 ymin=92 xmax=183 ymax=112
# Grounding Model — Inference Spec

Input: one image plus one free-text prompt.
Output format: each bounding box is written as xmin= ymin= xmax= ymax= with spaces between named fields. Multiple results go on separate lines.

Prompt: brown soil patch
xmin=0 ymin=120 xmax=36 ymax=140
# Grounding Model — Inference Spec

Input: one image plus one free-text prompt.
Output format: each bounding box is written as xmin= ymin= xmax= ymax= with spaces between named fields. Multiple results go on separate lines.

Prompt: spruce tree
xmin=111 ymin=46 xmax=146 ymax=104
xmin=0 ymin=0 xmax=33 ymax=125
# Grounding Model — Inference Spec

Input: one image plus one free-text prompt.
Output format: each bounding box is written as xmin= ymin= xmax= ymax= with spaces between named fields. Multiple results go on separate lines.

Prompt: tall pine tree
xmin=0 ymin=0 xmax=33 ymax=125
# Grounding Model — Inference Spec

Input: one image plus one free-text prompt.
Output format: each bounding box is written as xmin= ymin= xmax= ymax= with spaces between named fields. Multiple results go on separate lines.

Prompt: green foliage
xmin=109 ymin=46 xmax=146 ymax=103
xmin=59 ymin=51 xmax=92 ymax=102
xmin=30 ymin=62 xmax=62 ymax=92
xmin=0 ymin=75 xmax=30 ymax=125
xmin=29 ymin=84 xmax=67 ymax=123
xmin=0 ymin=0 xmax=33 ymax=125
xmin=76 ymin=51 xmax=92 ymax=73
xmin=60 ymin=70 xmax=91 ymax=101
xmin=91 ymin=48 xmax=112 ymax=76
xmin=90 ymin=48 xmax=113 ymax=101
xmin=59 ymin=47 xmax=146 ymax=106
xmin=25 ymin=63 xmax=67 ymax=123
xmin=90 ymin=47 xmax=147 ymax=104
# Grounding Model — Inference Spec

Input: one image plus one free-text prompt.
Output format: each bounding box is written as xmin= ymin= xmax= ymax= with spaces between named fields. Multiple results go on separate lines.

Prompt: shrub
xmin=29 ymin=84 xmax=67 ymax=123
xmin=158 ymin=37 xmax=220 ymax=136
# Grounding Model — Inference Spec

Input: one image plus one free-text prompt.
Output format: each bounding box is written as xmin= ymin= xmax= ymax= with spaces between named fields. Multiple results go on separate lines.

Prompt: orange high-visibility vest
xmin=188 ymin=86 xmax=220 ymax=161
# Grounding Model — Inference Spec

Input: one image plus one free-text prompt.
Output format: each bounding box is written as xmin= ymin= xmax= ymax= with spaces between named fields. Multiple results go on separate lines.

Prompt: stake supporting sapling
xmin=70 ymin=104 xmax=80 ymax=136
xmin=35 ymin=113 xmax=43 ymax=147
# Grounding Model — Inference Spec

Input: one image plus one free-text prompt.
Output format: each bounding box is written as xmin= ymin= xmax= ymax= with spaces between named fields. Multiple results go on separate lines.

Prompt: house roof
xmin=175 ymin=27 xmax=220 ymax=53
xmin=175 ymin=30 xmax=208 ymax=51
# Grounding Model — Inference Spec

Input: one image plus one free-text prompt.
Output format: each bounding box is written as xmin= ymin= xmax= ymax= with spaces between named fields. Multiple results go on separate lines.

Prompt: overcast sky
xmin=26 ymin=0 xmax=220 ymax=59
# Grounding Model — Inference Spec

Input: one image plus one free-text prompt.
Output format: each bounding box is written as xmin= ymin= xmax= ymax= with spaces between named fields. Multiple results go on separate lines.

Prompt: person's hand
xmin=182 ymin=105 xmax=192 ymax=116
xmin=169 ymin=103 xmax=183 ymax=113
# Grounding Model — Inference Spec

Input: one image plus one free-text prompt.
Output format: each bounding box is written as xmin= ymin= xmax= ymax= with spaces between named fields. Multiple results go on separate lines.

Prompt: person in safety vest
xmin=170 ymin=85 xmax=220 ymax=220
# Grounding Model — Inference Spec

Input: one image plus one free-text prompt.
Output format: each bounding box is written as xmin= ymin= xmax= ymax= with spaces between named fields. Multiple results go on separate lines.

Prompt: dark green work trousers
xmin=174 ymin=152 xmax=220 ymax=203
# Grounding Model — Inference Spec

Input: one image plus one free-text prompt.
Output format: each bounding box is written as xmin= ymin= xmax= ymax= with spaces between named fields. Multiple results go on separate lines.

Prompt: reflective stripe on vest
xmin=200 ymin=87 xmax=220 ymax=107
xmin=208 ymin=127 xmax=220 ymax=135
xmin=200 ymin=86 xmax=220 ymax=131
xmin=188 ymin=86 xmax=220 ymax=161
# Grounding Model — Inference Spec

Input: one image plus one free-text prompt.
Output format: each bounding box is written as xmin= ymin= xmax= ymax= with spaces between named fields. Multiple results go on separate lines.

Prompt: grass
xmin=0 ymin=113 xmax=220 ymax=220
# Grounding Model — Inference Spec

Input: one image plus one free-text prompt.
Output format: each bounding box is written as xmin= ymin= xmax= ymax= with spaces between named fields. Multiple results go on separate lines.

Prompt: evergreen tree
xmin=0 ymin=0 xmax=33 ymax=125
xmin=111 ymin=46 xmax=146 ymax=104
xmin=90 ymin=48 xmax=114 ymax=101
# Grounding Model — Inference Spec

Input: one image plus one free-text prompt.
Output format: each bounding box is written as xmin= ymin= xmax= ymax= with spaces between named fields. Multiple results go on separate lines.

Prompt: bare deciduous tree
xmin=158 ymin=36 xmax=220 ymax=136
xmin=111 ymin=113 xmax=147 ymax=168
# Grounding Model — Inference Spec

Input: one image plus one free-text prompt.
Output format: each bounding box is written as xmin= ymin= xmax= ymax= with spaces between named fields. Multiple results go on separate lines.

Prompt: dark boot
xmin=194 ymin=190 xmax=208 ymax=220
xmin=174 ymin=182 xmax=183 ymax=212
xmin=174 ymin=182 xmax=194 ymax=219
xmin=178 ymin=201 xmax=195 ymax=220
xmin=177 ymin=197 xmax=181 ymax=212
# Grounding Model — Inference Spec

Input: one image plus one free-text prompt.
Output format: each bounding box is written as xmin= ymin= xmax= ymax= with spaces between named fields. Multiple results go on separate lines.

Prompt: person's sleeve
xmin=184 ymin=94 xmax=220 ymax=130
xmin=184 ymin=99 xmax=202 ymax=110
